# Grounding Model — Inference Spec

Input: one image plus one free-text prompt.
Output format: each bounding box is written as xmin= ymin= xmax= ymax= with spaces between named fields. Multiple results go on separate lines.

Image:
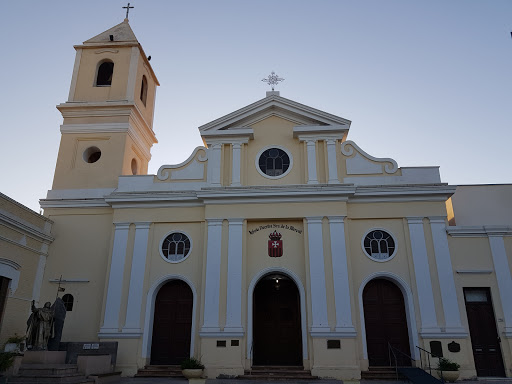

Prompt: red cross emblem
xmin=268 ymin=230 xmax=283 ymax=257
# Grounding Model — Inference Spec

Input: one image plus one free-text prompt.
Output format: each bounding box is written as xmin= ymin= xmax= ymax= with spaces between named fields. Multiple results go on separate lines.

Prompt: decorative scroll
xmin=340 ymin=140 xmax=398 ymax=174
xmin=157 ymin=146 xmax=208 ymax=181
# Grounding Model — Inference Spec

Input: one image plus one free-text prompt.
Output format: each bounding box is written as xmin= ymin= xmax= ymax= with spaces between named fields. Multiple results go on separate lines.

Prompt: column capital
xmin=227 ymin=218 xmax=244 ymax=225
xmin=428 ymin=216 xmax=447 ymax=224
xmin=325 ymin=138 xmax=337 ymax=145
xmin=407 ymin=217 xmax=424 ymax=224
xmin=134 ymin=222 xmax=151 ymax=229
xmin=305 ymin=216 xmax=323 ymax=224
xmin=232 ymin=142 xmax=242 ymax=150
xmin=206 ymin=218 xmax=224 ymax=226
xmin=328 ymin=216 xmax=346 ymax=223
xmin=114 ymin=222 xmax=130 ymax=230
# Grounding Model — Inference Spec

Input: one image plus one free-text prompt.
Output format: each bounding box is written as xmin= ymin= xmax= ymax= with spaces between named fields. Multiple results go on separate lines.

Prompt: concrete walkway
xmin=118 ymin=378 xmax=512 ymax=384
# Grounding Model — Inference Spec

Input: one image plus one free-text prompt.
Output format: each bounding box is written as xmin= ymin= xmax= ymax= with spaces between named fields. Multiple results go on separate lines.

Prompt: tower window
xmin=96 ymin=61 xmax=114 ymax=86
xmin=160 ymin=232 xmax=192 ymax=263
xmin=83 ymin=146 xmax=101 ymax=163
xmin=362 ymin=229 xmax=397 ymax=261
xmin=62 ymin=294 xmax=74 ymax=311
xmin=140 ymin=75 xmax=148 ymax=106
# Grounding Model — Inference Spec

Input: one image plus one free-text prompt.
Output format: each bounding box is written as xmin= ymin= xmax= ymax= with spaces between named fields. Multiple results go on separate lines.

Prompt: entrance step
xmin=361 ymin=366 xmax=407 ymax=380
xmin=240 ymin=366 xmax=318 ymax=380
xmin=8 ymin=363 xmax=93 ymax=384
xmin=135 ymin=365 xmax=185 ymax=378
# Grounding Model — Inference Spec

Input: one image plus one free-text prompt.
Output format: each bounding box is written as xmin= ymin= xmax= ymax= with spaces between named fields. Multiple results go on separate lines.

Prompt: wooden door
xmin=464 ymin=288 xmax=505 ymax=377
xmin=150 ymin=280 xmax=193 ymax=365
xmin=363 ymin=279 xmax=411 ymax=366
xmin=253 ymin=275 xmax=302 ymax=366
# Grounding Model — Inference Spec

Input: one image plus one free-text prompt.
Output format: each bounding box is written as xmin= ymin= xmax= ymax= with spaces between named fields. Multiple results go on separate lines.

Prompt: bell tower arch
xmin=52 ymin=19 xmax=159 ymax=190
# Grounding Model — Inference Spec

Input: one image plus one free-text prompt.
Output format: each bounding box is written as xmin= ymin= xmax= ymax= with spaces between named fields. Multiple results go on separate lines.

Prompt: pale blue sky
xmin=1 ymin=1 xmax=511 ymax=211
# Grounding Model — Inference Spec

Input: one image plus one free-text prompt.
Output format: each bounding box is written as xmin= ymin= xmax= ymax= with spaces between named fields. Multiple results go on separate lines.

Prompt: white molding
xmin=359 ymin=272 xmax=420 ymax=360
xmin=68 ymin=48 xmax=82 ymax=102
xmin=45 ymin=188 xmax=116 ymax=200
xmin=254 ymin=145 xmax=294 ymax=180
xmin=49 ymin=279 xmax=90 ymax=283
xmin=447 ymin=226 xmax=512 ymax=238
xmin=341 ymin=140 xmax=398 ymax=173
xmin=157 ymin=147 xmax=208 ymax=181
xmin=201 ymin=219 xmax=223 ymax=333
xmin=199 ymin=95 xmax=351 ymax=134
xmin=140 ymin=275 xmax=197 ymax=358
xmin=0 ymin=235 xmax=49 ymax=256
xmin=0 ymin=210 xmax=54 ymax=244
xmin=328 ymin=217 xmax=356 ymax=335
xmin=100 ymin=223 xmax=130 ymax=333
xmin=123 ymin=222 xmax=151 ymax=332
xmin=455 ymin=270 xmax=493 ymax=274
xmin=0 ymin=262 xmax=20 ymax=296
xmin=293 ymin=125 xmax=347 ymax=138
xmin=225 ymin=219 xmax=244 ymax=333
xmin=306 ymin=217 xmax=329 ymax=332
xmin=407 ymin=218 xmax=439 ymax=332
xmin=247 ymin=267 xmax=308 ymax=360
xmin=201 ymin=129 xmax=254 ymax=140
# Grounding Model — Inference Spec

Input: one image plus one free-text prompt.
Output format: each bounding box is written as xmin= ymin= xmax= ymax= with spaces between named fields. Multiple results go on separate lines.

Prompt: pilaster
xmin=326 ymin=139 xmax=340 ymax=184
xmin=407 ymin=217 xmax=440 ymax=335
xmin=100 ymin=223 xmax=130 ymax=336
xmin=305 ymin=140 xmax=319 ymax=184
xmin=201 ymin=218 xmax=223 ymax=334
xmin=122 ymin=222 xmax=151 ymax=335
xmin=225 ymin=219 xmax=244 ymax=335
xmin=306 ymin=217 xmax=329 ymax=334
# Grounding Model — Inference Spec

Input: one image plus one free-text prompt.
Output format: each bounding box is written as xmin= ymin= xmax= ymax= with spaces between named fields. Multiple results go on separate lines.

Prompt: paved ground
xmin=118 ymin=378 xmax=512 ymax=384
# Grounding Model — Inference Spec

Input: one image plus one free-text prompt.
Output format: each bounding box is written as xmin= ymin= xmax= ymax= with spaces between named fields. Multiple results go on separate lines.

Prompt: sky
xmin=1 ymin=1 xmax=511 ymax=212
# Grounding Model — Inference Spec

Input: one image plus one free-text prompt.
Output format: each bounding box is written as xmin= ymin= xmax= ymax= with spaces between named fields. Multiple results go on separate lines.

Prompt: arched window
xmin=96 ymin=61 xmax=114 ymax=86
xmin=62 ymin=294 xmax=74 ymax=311
xmin=140 ymin=75 xmax=148 ymax=106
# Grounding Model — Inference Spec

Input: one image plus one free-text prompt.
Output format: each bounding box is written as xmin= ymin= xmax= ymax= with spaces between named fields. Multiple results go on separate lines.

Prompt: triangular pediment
xmin=84 ymin=20 xmax=138 ymax=44
xmin=199 ymin=93 xmax=351 ymax=138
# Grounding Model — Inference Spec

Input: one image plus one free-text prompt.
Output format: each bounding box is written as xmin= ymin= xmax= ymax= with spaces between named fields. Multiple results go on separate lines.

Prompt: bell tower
xmin=52 ymin=18 xmax=159 ymax=190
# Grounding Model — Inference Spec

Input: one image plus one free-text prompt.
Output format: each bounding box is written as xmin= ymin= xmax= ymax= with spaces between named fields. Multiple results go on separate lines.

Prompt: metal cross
xmin=123 ymin=2 xmax=134 ymax=19
xmin=261 ymin=71 xmax=284 ymax=91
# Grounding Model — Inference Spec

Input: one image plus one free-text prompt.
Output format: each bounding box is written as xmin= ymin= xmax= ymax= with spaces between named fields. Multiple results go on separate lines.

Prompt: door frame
xmin=247 ymin=267 xmax=308 ymax=362
xmin=359 ymin=272 xmax=420 ymax=361
xmin=142 ymin=275 xmax=197 ymax=360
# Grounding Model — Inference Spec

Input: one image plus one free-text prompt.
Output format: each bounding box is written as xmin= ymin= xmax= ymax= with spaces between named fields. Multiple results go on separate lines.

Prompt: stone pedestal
xmin=22 ymin=351 xmax=66 ymax=364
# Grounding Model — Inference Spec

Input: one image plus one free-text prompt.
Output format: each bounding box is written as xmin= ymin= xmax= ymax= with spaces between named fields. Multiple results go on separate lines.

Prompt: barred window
xmin=363 ymin=230 xmax=396 ymax=261
xmin=161 ymin=232 xmax=191 ymax=262
xmin=258 ymin=148 xmax=290 ymax=177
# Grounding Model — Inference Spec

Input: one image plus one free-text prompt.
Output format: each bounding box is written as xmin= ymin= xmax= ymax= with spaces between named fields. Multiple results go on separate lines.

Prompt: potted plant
xmin=181 ymin=357 xmax=205 ymax=379
xmin=3 ymin=334 xmax=25 ymax=353
xmin=437 ymin=357 xmax=460 ymax=382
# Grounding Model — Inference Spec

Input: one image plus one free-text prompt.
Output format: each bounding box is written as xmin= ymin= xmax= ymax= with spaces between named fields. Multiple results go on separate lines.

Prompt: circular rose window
xmin=256 ymin=146 xmax=292 ymax=178
xmin=362 ymin=229 xmax=397 ymax=262
xmin=160 ymin=232 xmax=192 ymax=263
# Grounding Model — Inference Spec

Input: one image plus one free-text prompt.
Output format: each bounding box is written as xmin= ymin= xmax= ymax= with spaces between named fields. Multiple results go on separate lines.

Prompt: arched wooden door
xmin=253 ymin=274 xmax=302 ymax=366
xmin=363 ymin=279 xmax=411 ymax=366
xmin=150 ymin=280 xmax=193 ymax=365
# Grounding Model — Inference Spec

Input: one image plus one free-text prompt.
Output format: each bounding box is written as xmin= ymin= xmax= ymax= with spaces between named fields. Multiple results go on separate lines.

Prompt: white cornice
xmin=0 ymin=211 xmax=54 ymax=243
xmin=447 ymin=225 xmax=512 ymax=238
xmin=293 ymin=125 xmax=348 ymax=139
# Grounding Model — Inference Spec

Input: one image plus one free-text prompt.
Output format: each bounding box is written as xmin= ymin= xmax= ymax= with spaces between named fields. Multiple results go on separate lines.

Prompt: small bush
xmin=181 ymin=357 xmax=204 ymax=370
xmin=0 ymin=352 xmax=15 ymax=372
xmin=437 ymin=357 xmax=460 ymax=371
xmin=6 ymin=333 xmax=25 ymax=345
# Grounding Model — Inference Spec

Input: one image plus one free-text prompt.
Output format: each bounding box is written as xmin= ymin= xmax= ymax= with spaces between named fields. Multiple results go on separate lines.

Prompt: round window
xmin=83 ymin=146 xmax=101 ymax=163
xmin=362 ymin=229 xmax=397 ymax=262
xmin=160 ymin=232 xmax=192 ymax=263
xmin=256 ymin=146 xmax=292 ymax=178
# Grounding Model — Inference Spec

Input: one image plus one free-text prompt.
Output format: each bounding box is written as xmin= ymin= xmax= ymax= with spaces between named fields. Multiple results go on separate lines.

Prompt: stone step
xmin=135 ymin=365 xmax=184 ymax=378
xmin=361 ymin=368 xmax=407 ymax=380
xmin=240 ymin=367 xmax=317 ymax=381
xmin=7 ymin=373 xmax=93 ymax=384
xmin=238 ymin=374 xmax=318 ymax=380
xmin=18 ymin=364 xmax=80 ymax=376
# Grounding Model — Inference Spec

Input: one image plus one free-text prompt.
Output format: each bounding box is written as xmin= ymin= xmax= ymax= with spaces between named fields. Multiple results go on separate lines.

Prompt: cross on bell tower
xmin=123 ymin=3 xmax=134 ymax=20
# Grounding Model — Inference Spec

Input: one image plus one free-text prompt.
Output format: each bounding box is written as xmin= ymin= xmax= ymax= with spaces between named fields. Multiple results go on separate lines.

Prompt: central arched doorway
xmin=363 ymin=278 xmax=411 ymax=366
xmin=150 ymin=280 xmax=193 ymax=365
xmin=253 ymin=273 xmax=302 ymax=366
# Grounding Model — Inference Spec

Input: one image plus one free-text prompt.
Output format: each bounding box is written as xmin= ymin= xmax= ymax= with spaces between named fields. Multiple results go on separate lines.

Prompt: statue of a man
xmin=26 ymin=300 xmax=54 ymax=350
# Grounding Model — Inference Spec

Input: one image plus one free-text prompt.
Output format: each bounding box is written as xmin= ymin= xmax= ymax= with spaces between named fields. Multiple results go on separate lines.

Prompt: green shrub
xmin=0 ymin=352 xmax=15 ymax=372
xmin=437 ymin=357 xmax=460 ymax=371
xmin=180 ymin=357 xmax=204 ymax=370
xmin=5 ymin=333 xmax=25 ymax=345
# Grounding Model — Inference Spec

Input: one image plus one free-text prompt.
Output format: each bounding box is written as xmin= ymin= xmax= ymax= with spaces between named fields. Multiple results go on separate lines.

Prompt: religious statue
xmin=26 ymin=300 xmax=54 ymax=350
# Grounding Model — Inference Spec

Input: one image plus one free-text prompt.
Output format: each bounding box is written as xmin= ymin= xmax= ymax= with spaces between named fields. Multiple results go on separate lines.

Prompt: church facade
xmin=15 ymin=19 xmax=510 ymax=379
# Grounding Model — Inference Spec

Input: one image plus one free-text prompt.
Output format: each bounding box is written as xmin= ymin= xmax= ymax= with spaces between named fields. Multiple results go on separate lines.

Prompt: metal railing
xmin=387 ymin=343 xmax=416 ymax=380
xmin=416 ymin=345 xmax=444 ymax=382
